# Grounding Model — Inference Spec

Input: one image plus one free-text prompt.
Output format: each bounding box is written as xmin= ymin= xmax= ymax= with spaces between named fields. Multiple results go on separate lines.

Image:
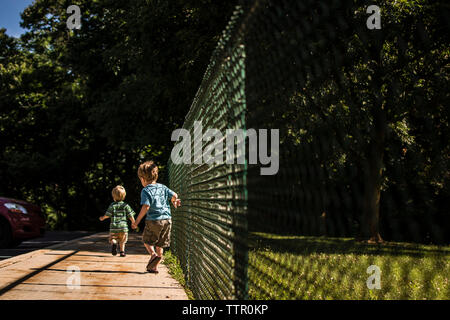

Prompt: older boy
xmin=132 ymin=161 xmax=181 ymax=273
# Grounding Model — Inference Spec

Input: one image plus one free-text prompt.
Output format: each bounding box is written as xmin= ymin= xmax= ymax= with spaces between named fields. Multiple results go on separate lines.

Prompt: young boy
xmin=99 ymin=185 xmax=136 ymax=257
xmin=132 ymin=161 xmax=181 ymax=273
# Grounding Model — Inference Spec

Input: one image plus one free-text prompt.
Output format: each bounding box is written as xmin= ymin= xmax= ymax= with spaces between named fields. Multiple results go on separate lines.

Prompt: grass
xmin=248 ymin=232 xmax=450 ymax=300
xmin=163 ymin=250 xmax=195 ymax=300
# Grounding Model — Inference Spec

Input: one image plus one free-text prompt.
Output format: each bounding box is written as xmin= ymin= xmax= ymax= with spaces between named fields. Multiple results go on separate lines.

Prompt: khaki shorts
xmin=109 ymin=232 xmax=128 ymax=245
xmin=142 ymin=219 xmax=172 ymax=248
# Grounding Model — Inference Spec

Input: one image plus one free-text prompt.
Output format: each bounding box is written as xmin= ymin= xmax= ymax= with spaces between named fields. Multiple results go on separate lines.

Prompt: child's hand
xmin=99 ymin=216 xmax=104 ymax=221
xmin=131 ymin=223 xmax=137 ymax=229
xmin=174 ymin=199 xmax=181 ymax=208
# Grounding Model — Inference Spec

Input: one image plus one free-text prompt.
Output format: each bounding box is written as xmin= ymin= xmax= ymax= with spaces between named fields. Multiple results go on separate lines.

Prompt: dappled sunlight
xmin=248 ymin=233 xmax=450 ymax=299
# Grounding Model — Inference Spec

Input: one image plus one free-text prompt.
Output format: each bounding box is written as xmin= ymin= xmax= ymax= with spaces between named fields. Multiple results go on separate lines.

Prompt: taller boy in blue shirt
xmin=132 ymin=161 xmax=181 ymax=273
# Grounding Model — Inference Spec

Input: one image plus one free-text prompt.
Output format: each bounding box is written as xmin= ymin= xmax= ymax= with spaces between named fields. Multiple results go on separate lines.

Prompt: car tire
xmin=0 ymin=218 xmax=13 ymax=249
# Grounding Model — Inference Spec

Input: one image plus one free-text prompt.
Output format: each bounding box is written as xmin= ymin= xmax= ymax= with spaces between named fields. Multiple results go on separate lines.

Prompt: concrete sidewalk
xmin=0 ymin=232 xmax=188 ymax=300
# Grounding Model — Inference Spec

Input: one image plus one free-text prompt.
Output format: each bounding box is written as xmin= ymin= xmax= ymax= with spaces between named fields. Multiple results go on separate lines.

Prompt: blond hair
xmin=138 ymin=161 xmax=159 ymax=183
xmin=112 ymin=185 xmax=126 ymax=201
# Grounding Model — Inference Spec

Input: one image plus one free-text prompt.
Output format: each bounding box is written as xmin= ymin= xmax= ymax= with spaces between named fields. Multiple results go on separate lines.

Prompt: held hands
xmin=131 ymin=221 xmax=140 ymax=232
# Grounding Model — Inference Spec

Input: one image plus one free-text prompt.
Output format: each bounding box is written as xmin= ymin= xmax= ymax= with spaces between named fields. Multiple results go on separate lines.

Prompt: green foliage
xmin=245 ymin=0 xmax=449 ymax=243
xmin=0 ymin=0 xmax=238 ymax=230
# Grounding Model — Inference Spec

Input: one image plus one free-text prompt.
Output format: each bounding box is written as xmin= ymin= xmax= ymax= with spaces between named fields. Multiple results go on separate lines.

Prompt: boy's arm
xmin=126 ymin=205 xmax=136 ymax=224
xmin=101 ymin=205 xmax=113 ymax=221
xmin=171 ymin=192 xmax=181 ymax=208
xmin=134 ymin=204 xmax=149 ymax=226
xmin=129 ymin=213 xmax=136 ymax=228
xmin=134 ymin=189 xmax=151 ymax=228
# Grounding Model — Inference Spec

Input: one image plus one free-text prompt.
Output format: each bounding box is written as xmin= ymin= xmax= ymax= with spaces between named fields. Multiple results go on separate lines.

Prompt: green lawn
xmin=248 ymin=232 xmax=450 ymax=300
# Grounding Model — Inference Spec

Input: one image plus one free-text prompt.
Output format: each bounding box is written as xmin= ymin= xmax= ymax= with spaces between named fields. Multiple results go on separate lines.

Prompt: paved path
xmin=0 ymin=232 xmax=188 ymax=300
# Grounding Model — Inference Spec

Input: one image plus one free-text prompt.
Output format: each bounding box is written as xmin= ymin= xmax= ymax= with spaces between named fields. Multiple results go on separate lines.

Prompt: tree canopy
xmin=0 ymin=0 xmax=238 ymax=230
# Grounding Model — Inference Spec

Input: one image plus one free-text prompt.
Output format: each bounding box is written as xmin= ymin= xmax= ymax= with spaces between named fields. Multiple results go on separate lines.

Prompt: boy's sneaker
xmin=120 ymin=251 xmax=126 ymax=257
xmin=111 ymin=243 xmax=118 ymax=256
xmin=146 ymin=255 xmax=161 ymax=272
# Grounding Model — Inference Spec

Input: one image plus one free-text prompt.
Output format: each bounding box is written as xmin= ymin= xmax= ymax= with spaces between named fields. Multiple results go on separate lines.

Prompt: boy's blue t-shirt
xmin=140 ymin=183 xmax=175 ymax=220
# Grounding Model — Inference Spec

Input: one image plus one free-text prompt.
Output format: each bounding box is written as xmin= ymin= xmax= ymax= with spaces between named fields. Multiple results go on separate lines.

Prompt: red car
xmin=0 ymin=197 xmax=46 ymax=248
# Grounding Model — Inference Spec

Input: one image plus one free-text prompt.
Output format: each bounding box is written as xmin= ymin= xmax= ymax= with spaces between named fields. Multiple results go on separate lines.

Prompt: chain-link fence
xmin=168 ymin=0 xmax=449 ymax=300
xmin=167 ymin=6 xmax=248 ymax=299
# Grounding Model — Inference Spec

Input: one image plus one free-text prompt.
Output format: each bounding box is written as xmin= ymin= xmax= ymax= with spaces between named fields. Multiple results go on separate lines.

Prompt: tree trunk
xmin=361 ymin=105 xmax=386 ymax=243
xmin=363 ymin=160 xmax=383 ymax=243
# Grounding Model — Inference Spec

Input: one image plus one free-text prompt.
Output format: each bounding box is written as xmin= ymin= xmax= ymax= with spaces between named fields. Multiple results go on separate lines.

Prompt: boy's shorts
xmin=109 ymin=232 xmax=128 ymax=244
xmin=142 ymin=219 xmax=171 ymax=248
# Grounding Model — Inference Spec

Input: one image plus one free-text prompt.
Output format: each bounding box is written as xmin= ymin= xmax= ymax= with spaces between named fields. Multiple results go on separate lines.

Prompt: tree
xmin=244 ymin=0 xmax=449 ymax=243
xmin=0 ymin=0 xmax=238 ymax=229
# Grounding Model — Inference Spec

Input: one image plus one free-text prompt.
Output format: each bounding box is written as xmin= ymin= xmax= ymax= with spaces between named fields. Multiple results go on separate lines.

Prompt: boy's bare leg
xmin=150 ymin=246 xmax=164 ymax=271
xmin=144 ymin=243 xmax=157 ymax=257
xmin=156 ymin=246 xmax=163 ymax=259
xmin=119 ymin=242 xmax=126 ymax=252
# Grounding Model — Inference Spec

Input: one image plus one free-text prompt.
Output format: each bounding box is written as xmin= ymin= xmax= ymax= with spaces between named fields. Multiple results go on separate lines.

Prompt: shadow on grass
xmin=249 ymin=232 xmax=450 ymax=257
xmin=247 ymin=233 xmax=450 ymax=299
